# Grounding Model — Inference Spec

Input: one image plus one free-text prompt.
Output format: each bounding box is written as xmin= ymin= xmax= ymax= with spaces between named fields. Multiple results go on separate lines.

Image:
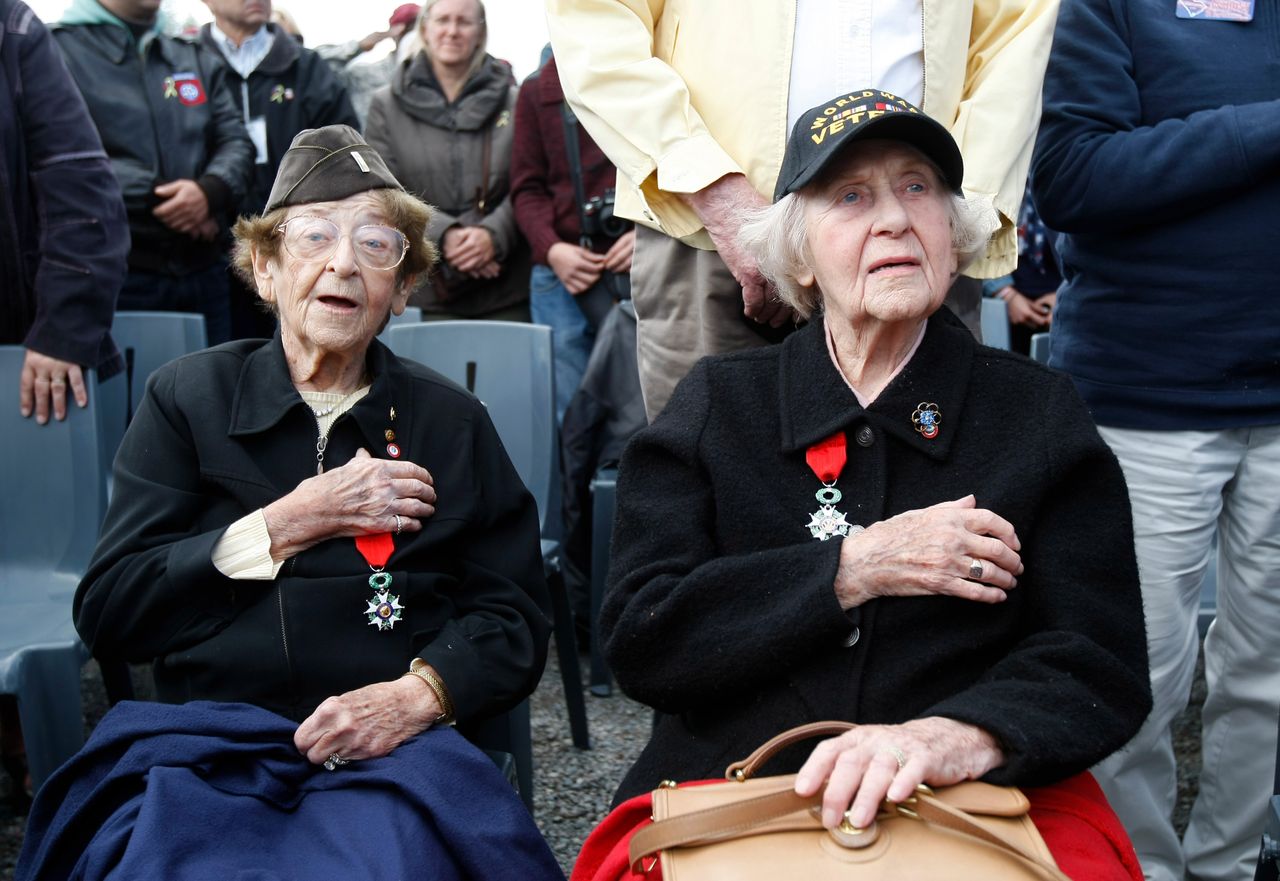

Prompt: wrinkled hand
xmin=294 ymin=674 xmax=442 ymax=765
xmin=152 ymin=179 xmax=210 ymax=235
xmin=833 ymin=495 xmax=1023 ymax=609
xmin=602 ymin=228 xmax=635 ymax=274
xmin=263 ymin=448 xmax=436 ymax=560
xmin=19 ymin=350 xmax=86 ymax=424
xmin=794 ymin=718 xmax=1005 ymax=829
xmin=442 ymin=226 xmax=496 ymax=274
xmin=547 ymin=241 xmax=605 ymax=294
xmin=683 ymin=174 xmax=792 ymax=327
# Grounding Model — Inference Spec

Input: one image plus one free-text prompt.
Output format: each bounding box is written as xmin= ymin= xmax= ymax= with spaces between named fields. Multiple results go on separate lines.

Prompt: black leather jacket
xmin=52 ymin=22 xmax=253 ymax=276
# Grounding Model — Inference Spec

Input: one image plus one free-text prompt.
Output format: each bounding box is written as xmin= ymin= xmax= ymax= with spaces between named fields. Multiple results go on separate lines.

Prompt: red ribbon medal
xmin=356 ymin=533 xmax=402 ymax=631
xmin=804 ymin=432 xmax=854 ymax=541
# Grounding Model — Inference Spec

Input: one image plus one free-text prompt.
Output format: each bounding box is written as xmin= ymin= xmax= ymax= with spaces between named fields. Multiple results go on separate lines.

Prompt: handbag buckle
xmin=832 ymin=812 xmax=881 ymax=849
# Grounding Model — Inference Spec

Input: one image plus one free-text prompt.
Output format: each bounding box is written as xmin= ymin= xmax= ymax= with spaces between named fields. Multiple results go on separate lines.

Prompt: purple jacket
xmin=0 ymin=0 xmax=126 ymax=374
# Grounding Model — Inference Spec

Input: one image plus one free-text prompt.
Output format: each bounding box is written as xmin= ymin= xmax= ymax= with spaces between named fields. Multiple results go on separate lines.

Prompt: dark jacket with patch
xmin=75 ymin=335 xmax=551 ymax=727
xmin=52 ymin=21 xmax=253 ymax=276
xmin=198 ymin=23 xmax=358 ymax=217
xmin=604 ymin=309 xmax=1151 ymax=803
xmin=0 ymin=0 xmax=126 ymax=373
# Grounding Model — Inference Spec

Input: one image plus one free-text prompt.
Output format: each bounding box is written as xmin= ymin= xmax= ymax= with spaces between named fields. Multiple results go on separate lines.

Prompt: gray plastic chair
xmin=980 ymin=297 xmax=1012 ymax=350
xmin=1029 ymin=332 xmax=1052 ymax=364
xmin=0 ymin=346 xmax=109 ymax=789
xmin=110 ymin=311 xmax=208 ymax=425
xmin=378 ymin=305 xmax=423 ymax=342
xmin=384 ymin=321 xmax=592 ymax=804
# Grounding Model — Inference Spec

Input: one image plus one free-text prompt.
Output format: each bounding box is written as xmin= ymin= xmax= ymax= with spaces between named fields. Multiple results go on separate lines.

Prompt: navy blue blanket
xmin=17 ymin=701 xmax=564 ymax=880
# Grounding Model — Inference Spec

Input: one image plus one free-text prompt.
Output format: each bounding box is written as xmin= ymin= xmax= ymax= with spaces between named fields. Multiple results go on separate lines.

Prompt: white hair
xmin=738 ymin=182 xmax=998 ymax=321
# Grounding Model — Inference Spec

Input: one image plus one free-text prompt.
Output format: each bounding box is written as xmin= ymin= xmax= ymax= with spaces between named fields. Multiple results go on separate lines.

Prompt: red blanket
xmin=571 ymin=772 xmax=1142 ymax=881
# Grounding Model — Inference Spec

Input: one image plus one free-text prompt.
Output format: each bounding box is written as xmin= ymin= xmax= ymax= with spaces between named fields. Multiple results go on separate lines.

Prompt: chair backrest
xmin=0 ymin=347 xmax=107 ymax=578
xmin=378 ymin=306 xmax=423 ymax=342
xmin=980 ymin=298 xmax=1011 ymax=350
xmin=384 ymin=321 xmax=556 ymax=533
xmin=111 ymin=311 xmax=208 ymax=422
xmin=1029 ymin=332 xmax=1052 ymax=364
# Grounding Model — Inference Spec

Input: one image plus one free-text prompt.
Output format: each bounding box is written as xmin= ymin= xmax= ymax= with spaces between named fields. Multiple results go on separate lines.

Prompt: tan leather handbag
xmin=629 ymin=721 xmax=1071 ymax=880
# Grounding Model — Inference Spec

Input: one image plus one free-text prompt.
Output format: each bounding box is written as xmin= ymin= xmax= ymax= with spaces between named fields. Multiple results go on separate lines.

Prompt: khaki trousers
xmin=631 ymin=226 xmax=982 ymax=421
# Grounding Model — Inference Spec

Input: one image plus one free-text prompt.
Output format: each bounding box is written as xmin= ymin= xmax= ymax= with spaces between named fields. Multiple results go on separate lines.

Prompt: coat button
xmin=855 ymin=426 xmax=875 ymax=447
xmin=842 ymin=626 xmax=861 ymax=648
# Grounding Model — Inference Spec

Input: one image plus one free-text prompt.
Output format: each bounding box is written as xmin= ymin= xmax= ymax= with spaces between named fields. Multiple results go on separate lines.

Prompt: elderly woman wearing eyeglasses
xmin=75 ymin=126 xmax=551 ymax=771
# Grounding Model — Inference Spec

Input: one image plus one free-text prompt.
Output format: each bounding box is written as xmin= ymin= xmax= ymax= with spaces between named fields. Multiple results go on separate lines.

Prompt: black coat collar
xmin=226 ymin=333 xmax=413 ymax=457
xmin=778 ymin=307 xmax=974 ymax=460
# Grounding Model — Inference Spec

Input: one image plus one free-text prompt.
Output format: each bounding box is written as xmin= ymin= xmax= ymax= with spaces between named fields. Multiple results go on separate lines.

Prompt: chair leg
xmin=547 ymin=561 xmax=590 ymax=749
xmin=509 ymin=699 xmax=534 ymax=814
xmin=16 ymin=649 xmax=85 ymax=791
xmin=589 ymin=475 xmax=616 ymax=696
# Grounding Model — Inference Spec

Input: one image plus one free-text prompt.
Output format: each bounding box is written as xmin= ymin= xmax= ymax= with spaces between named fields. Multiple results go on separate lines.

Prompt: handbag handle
xmin=629 ymin=720 xmax=1072 ymax=881
xmin=628 ymin=786 xmax=1070 ymax=880
xmin=724 ymin=720 xmax=855 ymax=781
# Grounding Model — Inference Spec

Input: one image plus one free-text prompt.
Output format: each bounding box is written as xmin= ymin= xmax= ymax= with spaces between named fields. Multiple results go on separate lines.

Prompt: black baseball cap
xmin=773 ymin=89 xmax=963 ymax=201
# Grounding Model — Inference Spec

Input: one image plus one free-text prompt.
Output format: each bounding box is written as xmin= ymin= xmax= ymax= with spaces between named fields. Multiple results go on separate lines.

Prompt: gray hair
xmin=738 ymin=187 xmax=997 ymax=321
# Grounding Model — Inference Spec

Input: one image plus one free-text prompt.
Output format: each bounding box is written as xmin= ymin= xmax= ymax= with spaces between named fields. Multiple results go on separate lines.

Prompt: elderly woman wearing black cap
xmin=591 ymin=91 xmax=1151 ymax=869
xmin=75 ymin=126 xmax=550 ymax=771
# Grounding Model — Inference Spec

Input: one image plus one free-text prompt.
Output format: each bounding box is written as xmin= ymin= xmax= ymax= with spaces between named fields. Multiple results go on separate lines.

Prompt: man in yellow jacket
xmin=547 ymin=0 xmax=1059 ymax=418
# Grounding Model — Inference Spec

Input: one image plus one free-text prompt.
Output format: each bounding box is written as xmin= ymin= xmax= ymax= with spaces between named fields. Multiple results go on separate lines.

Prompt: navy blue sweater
xmin=1031 ymin=0 xmax=1280 ymax=430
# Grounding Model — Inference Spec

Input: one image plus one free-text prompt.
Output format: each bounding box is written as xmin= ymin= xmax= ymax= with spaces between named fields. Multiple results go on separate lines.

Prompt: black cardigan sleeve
xmin=74 ymin=362 xmax=245 ymax=661
xmin=925 ymin=371 xmax=1152 ymax=785
xmin=601 ymin=361 xmax=856 ymax=714
xmin=416 ymin=399 xmax=553 ymax=722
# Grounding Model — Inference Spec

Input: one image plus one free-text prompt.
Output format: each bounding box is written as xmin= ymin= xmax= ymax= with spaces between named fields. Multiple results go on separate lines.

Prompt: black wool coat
xmin=603 ymin=309 xmax=1151 ymax=803
xmin=76 ymin=336 xmax=551 ymax=727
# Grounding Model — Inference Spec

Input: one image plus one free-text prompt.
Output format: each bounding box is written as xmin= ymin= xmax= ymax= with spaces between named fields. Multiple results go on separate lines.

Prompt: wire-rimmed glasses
xmin=276 ymin=216 xmax=409 ymax=271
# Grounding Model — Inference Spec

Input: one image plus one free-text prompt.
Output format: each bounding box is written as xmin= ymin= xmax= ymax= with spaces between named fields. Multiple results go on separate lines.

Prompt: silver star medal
xmin=364 ymin=571 xmax=404 ymax=631
xmin=807 ymin=483 xmax=852 ymax=541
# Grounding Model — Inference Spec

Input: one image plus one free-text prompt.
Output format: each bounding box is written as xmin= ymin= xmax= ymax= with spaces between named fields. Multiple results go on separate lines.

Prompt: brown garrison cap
xmin=265 ymin=125 xmax=404 ymax=212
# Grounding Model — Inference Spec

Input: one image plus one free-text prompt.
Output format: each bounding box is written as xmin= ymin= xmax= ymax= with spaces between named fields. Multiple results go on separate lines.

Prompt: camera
xmin=581 ymin=189 xmax=630 ymax=240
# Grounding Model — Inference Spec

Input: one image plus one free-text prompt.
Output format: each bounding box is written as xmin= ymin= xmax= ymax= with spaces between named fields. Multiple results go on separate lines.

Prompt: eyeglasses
xmin=276 ymin=216 xmax=409 ymax=271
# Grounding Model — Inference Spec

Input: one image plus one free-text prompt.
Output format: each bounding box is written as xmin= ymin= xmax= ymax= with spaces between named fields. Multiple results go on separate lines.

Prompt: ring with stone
xmin=888 ymin=746 xmax=907 ymax=770
xmin=393 ymin=514 xmax=403 ymax=535
xmin=968 ymin=558 xmax=984 ymax=580
xmin=323 ymin=753 xmax=349 ymax=771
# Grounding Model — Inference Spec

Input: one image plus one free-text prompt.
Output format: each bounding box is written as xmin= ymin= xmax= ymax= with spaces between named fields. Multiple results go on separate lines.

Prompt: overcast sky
xmin=26 ymin=0 xmax=551 ymax=80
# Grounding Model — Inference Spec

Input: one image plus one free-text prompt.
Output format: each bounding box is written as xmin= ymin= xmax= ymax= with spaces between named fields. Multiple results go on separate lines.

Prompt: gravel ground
xmin=0 ymin=644 xmax=1208 ymax=879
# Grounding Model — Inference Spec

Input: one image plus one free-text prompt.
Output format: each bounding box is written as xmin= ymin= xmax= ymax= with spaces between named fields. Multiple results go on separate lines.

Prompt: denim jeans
xmin=529 ymin=263 xmax=616 ymax=423
xmin=117 ymin=259 xmax=232 ymax=345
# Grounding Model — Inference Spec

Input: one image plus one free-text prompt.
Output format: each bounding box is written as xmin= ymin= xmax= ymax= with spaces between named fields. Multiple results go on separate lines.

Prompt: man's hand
xmin=682 ymin=173 xmax=792 ymax=327
xmin=547 ymin=242 xmax=605 ymax=294
xmin=153 ymin=179 xmax=211 ymax=235
xmin=602 ymin=228 xmax=635 ymax=274
xmin=20 ymin=350 xmax=87 ymax=425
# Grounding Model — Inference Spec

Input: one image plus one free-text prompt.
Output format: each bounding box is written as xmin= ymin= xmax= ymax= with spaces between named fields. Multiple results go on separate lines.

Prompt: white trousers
xmin=1092 ymin=425 xmax=1280 ymax=881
